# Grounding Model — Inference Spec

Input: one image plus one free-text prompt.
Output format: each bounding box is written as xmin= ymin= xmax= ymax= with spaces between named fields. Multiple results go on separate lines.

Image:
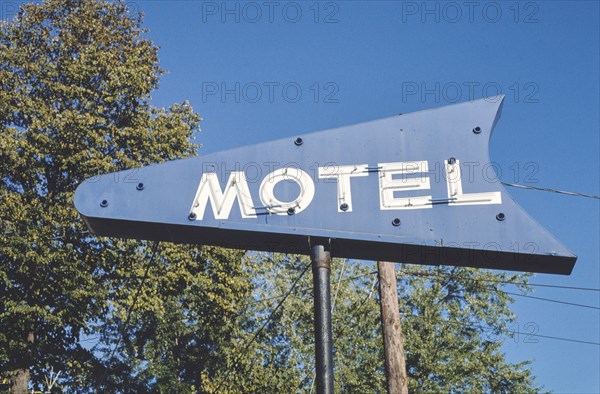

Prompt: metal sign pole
xmin=311 ymin=244 xmax=334 ymax=394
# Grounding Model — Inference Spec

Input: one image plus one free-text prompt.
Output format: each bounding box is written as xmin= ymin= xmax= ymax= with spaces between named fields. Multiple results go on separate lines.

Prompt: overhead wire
xmin=394 ymin=269 xmax=600 ymax=345
xmin=87 ymin=256 xmax=596 ymax=390
xmin=237 ymin=270 xmax=380 ymax=310
xmin=309 ymin=264 xmax=378 ymax=394
xmin=363 ymin=270 xmax=600 ymax=346
xmin=500 ymin=181 xmax=600 ymax=199
xmin=397 ymin=269 xmax=600 ymax=292
xmin=398 ymin=270 xmax=599 ymax=309
xmin=502 ymin=330 xmax=600 ymax=346
xmin=98 ymin=241 xmax=161 ymax=386
xmin=508 ymin=282 xmax=600 ymax=292
xmin=214 ymin=260 xmax=312 ymax=392
xmin=236 ymin=269 xmax=599 ymax=312
xmin=93 ymin=256 xmax=599 ymax=382
xmin=403 ymin=314 xmax=600 ymax=346
xmin=503 ymin=291 xmax=600 ymax=310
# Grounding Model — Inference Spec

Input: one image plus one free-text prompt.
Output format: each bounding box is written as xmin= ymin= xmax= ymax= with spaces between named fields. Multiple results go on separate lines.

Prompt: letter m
xmin=190 ymin=172 xmax=257 ymax=220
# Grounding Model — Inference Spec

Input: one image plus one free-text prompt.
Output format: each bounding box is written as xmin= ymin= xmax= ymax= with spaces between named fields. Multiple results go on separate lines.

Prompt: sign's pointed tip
xmin=475 ymin=94 xmax=505 ymax=105
xmin=485 ymin=94 xmax=505 ymax=108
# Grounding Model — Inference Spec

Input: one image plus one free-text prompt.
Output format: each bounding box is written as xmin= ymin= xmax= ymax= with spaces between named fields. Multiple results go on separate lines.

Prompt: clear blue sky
xmin=135 ymin=1 xmax=599 ymax=392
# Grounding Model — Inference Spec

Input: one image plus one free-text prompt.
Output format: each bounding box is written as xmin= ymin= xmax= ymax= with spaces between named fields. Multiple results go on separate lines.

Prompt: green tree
xmin=87 ymin=244 xmax=251 ymax=393
xmin=398 ymin=265 xmax=539 ymax=393
xmin=0 ymin=1 xmax=249 ymax=392
xmin=216 ymin=253 xmax=541 ymax=393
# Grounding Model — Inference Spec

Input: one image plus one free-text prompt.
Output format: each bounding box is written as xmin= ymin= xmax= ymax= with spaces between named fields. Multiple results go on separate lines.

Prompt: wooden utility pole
xmin=377 ymin=261 xmax=409 ymax=394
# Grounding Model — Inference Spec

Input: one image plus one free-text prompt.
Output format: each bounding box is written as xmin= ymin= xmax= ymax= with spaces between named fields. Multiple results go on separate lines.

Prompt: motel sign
xmin=75 ymin=96 xmax=577 ymax=275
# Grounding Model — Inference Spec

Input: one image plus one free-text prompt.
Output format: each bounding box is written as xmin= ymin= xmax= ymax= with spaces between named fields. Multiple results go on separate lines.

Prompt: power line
xmin=233 ymin=262 xmax=600 ymax=378
xmin=119 ymin=241 xmax=161 ymax=333
xmin=504 ymin=291 xmax=600 ymax=310
xmin=393 ymin=272 xmax=600 ymax=345
xmin=214 ymin=260 xmax=311 ymax=392
xmin=513 ymin=282 xmax=600 ymax=292
xmin=238 ymin=270 xmax=380 ymax=310
xmin=220 ymin=261 xmax=600 ymax=390
xmin=501 ymin=181 xmax=600 ymax=199
xmin=504 ymin=330 xmax=600 ymax=346
xmin=398 ymin=270 xmax=600 ymax=309
xmin=331 ymin=258 xmax=349 ymax=313
xmin=348 ymin=295 xmax=600 ymax=354
xmin=405 ymin=315 xmax=600 ymax=346
xmin=309 ymin=268 xmax=379 ymax=394
xmin=99 ymin=241 xmax=160 ymax=385
xmin=398 ymin=270 xmax=600 ymax=292
xmin=243 ymin=268 xmax=599 ymax=314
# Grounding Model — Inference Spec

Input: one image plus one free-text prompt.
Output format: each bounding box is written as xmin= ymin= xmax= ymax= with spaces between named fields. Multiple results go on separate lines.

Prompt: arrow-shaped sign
xmin=75 ymin=96 xmax=576 ymax=274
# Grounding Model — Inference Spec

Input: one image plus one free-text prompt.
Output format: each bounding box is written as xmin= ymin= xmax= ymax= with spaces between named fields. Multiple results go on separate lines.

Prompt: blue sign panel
xmin=74 ymin=96 xmax=576 ymax=274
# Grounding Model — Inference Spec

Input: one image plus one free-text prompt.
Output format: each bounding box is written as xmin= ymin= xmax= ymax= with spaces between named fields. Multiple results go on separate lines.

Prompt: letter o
xmin=259 ymin=168 xmax=315 ymax=215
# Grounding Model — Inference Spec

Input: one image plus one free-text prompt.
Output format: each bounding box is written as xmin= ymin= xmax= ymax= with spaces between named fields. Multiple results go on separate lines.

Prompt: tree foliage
xmin=210 ymin=254 xmax=541 ymax=393
xmin=85 ymin=245 xmax=251 ymax=393
xmin=0 ymin=1 xmax=248 ymax=391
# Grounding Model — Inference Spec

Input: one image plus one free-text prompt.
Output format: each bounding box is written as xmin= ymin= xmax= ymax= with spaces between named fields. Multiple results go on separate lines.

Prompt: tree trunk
xmin=11 ymin=368 xmax=30 ymax=394
xmin=377 ymin=261 xmax=409 ymax=394
xmin=11 ymin=330 xmax=34 ymax=394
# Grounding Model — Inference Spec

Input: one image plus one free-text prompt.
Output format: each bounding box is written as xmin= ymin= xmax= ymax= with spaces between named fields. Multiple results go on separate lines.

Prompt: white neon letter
xmin=190 ymin=172 xmax=257 ymax=220
xmin=259 ymin=167 xmax=315 ymax=215
xmin=318 ymin=164 xmax=368 ymax=212
xmin=445 ymin=159 xmax=501 ymax=205
xmin=379 ymin=161 xmax=432 ymax=210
